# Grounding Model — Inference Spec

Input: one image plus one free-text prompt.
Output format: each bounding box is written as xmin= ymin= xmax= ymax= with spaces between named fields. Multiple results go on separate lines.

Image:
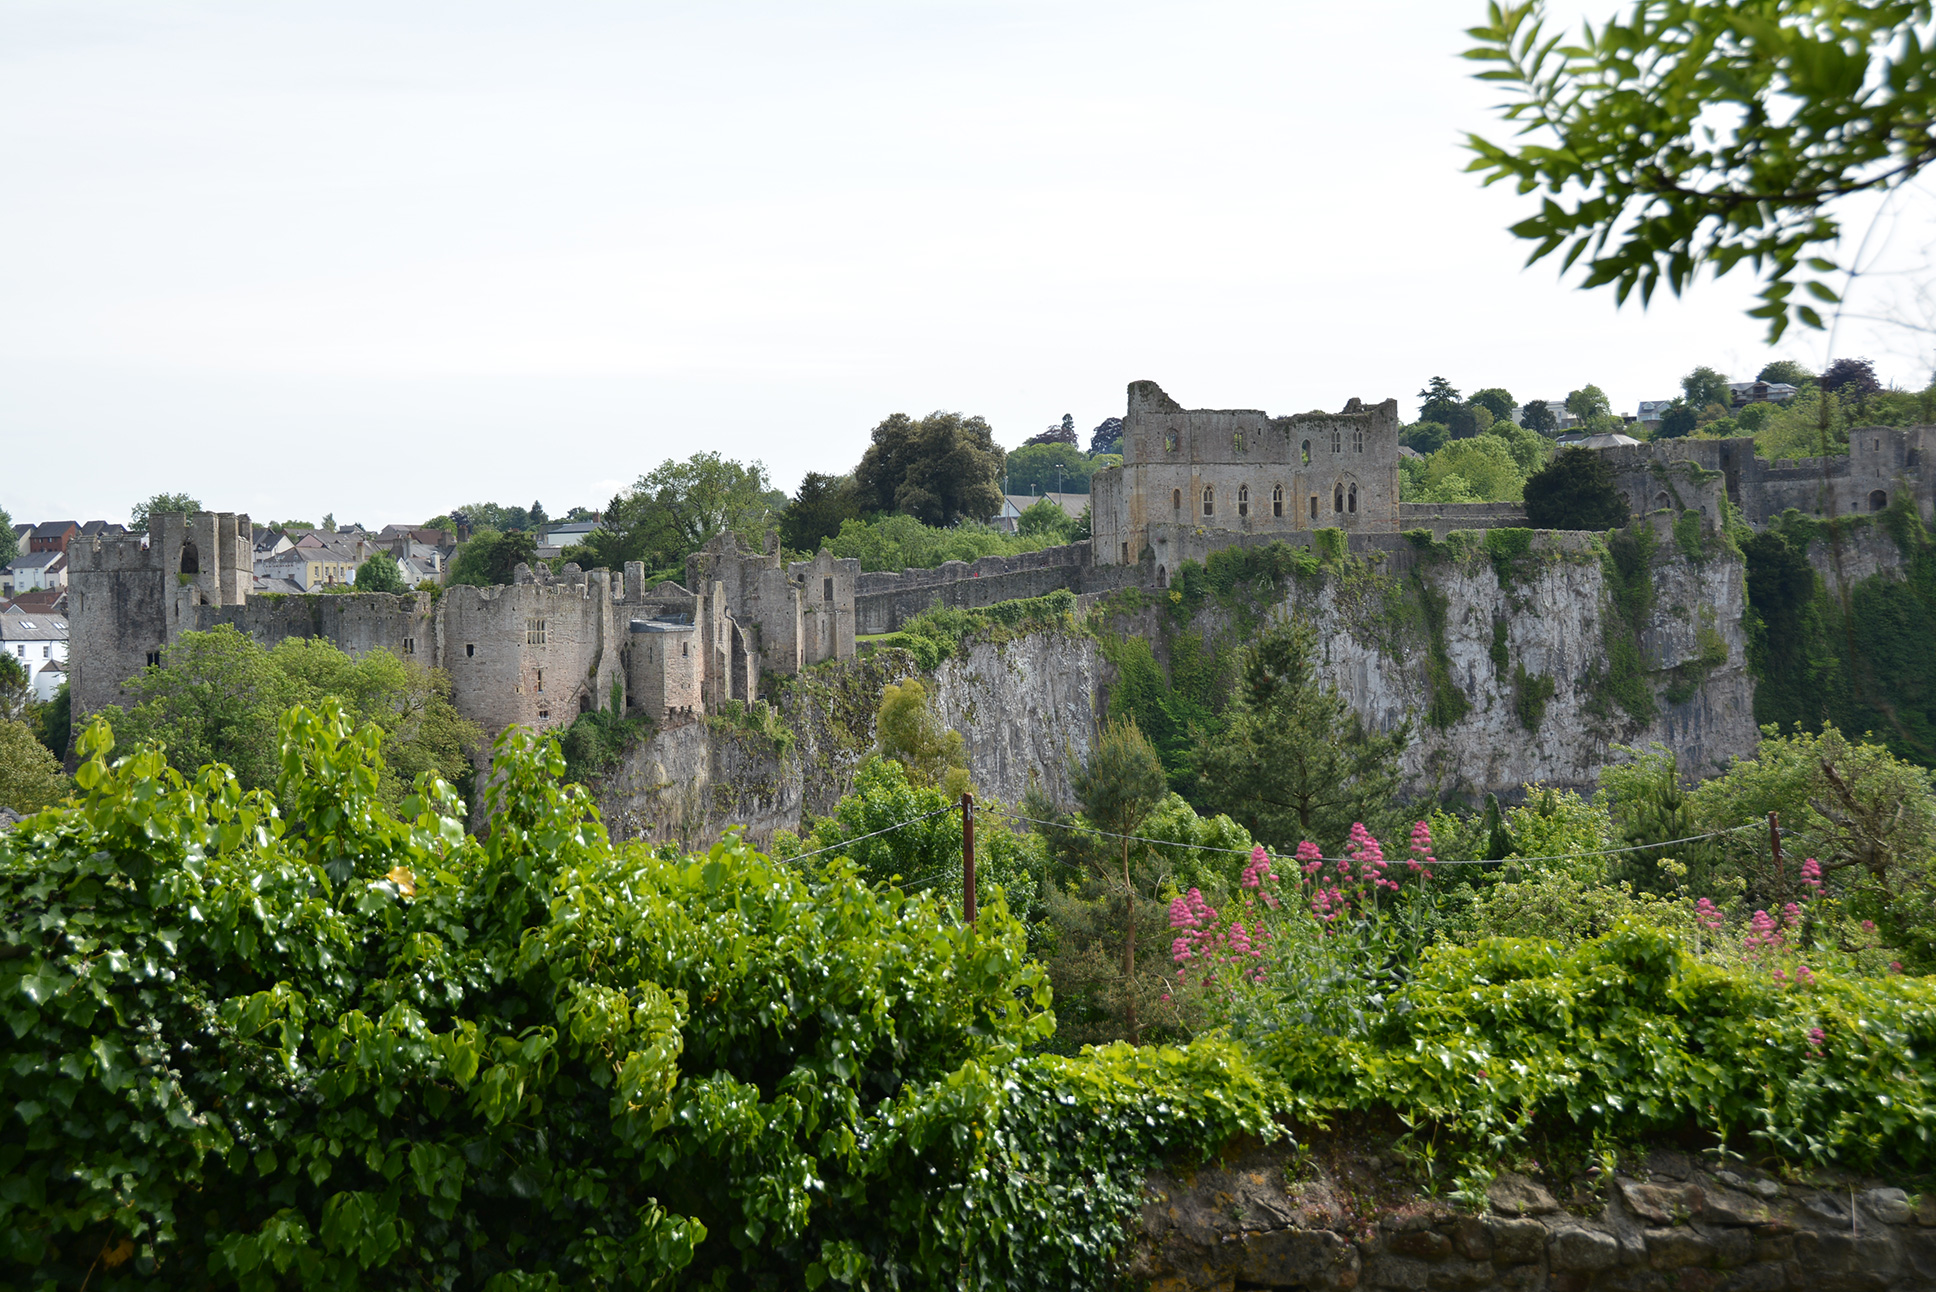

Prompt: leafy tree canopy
xmin=1465 ymin=1 xmax=1936 ymax=341
xmin=448 ymin=528 xmax=537 ymax=587
xmin=0 ymin=717 xmax=65 ymax=813
xmin=1469 ymin=387 xmax=1518 ymax=423
xmin=876 ymin=678 xmax=969 ymax=800
xmin=1519 ymin=399 xmax=1557 ymax=434
xmin=1089 ymin=416 xmax=1125 ymax=454
xmin=1417 ymin=376 xmax=1463 ymax=424
xmin=854 ymin=411 xmax=1005 ymax=526
xmin=1006 ymin=442 xmax=1095 ymax=496
xmin=1757 ymin=359 xmax=1815 ymax=387
xmin=1017 ymin=497 xmax=1080 ymax=542
xmin=1401 ymin=421 xmax=1450 ymax=456
xmin=352 ymin=549 xmax=407 ymax=593
xmin=778 ymin=471 xmax=861 ymax=554
xmin=1822 ymin=355 xmax=1884 ymax=398
xmin=129 ymin=492 xmax=202 ymax=533
xmin=1523 ymin=448 xmax=1631 ymax=530
xmin=1024 ymin=414 xmax=1079 ymax=447
xmin=1657 ymin=402 xmax=1701 ymax=439
xmin=1682 ymin=366 xmax=1733 ymax=411
xmin=1564 ymin=384 xmax=1611 ymax=420
xmin=823 ymin=514 xmax=1064 ymax=573
xmin=0 ymin=504 xmax=16 ymax=568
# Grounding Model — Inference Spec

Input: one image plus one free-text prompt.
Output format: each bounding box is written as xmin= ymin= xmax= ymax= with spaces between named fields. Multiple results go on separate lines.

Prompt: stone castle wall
xmin=1603 ymin=425 xmax=1935 ymax=527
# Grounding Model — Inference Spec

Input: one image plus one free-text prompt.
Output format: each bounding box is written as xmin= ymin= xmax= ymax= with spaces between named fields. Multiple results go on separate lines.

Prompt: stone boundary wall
xmin=1399 ymin=501 xmax=1530 ymax=538
xmin=853 ymin=544 xmax=1143 ymax=634
xmin=1135 ymin=1138 xmax=1935 ymax=1291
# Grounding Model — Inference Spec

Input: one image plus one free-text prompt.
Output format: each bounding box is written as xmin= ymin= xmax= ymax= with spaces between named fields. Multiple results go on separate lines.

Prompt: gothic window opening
xmin=1238 ymin=484 xmax=1249 ymax=517
xmin=1202 ymin=486 xmax=1215 ymax=517
xmin=536 ymin=668 xmax=545 ymax=693
xmin=1309 ymin=495 xmax=1318 ymax=520
xmin=1233 ymin=430 xmax=1246 ymax=453
xmin=402 ymin=637 xmax=414 ymax=655
xmin=1348 ymin=484 xmax=1358 ymax=514
xmin=1334 ymin=484 xmax=1344 ymax=513
xmin=527 ymin=617 xmax=547 ymax=645
xmin=1870 ymin=489 xmax=1889 ymax=512
xmin=1331 ymin=430 xmax=1341 ymax=453
xmin=823 ymin=577 xmax=834 ymax=602
xmin=1353 ymin=428 xmax=1363 ymax=452
xmin=1272 ymin=484 xmax=1284 ymax=517
xmin=579 ymin=693 xmax=592 ymax=715
xmin=180 ymin=542 xmax=199 ymax=575
xmin=146 ymin=650 xmax=161 ymax=667
xmin=1301 ymin=439 xmax=1311 ymax=465
xmin=466 ymin=643 xmax=475 ymax=657
xmin=1164 ymin=431 xmax=1179 ymax=452
xmin=1172 ymin=488 xmax=1182 ymax=512
xmin=1122 ymin=542 xmax=1130 ymax=562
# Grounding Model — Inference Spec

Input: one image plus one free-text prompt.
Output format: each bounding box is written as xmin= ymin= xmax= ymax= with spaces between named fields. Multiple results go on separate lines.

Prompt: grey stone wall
xmin=1601 ymin=426 xmax=1935 ymax=529
xmin=1133 ymin=1137 xmax=1936 ymax=1291
xmin=1399 ymin=501 xmax=1531 ymax=537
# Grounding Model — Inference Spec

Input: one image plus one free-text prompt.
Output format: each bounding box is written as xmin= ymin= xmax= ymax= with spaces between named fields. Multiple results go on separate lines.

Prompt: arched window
xmin=1301 ymin=439 xmax=1311 ymax=465
xmin=1202 ymin=486 xmax=1215 ymax=517
xmin=180 ymin=542 xmax=199 ymax=575
xmin=1353 ymin=428 xmax=1363 ymax=452
xmin=1309 ymin=495 xmax=1318 ymax=520
xmin=1238 ymin=484 xmax=1249 ymax=517
xmin=1870 ymin=489 xmax=1889 ymax=512
xmin=1164 ymin=431 xmax=1179 ymax=452
xmin=1333 ymin=484 xmax=1344 ymax=513
xmin=1233 ymin=430 xmax=1246 ymax=454
xmin=1272 ymin=484 xmax=1284 ymax=517
xmin=1348 ymin=484 xmax=1358 ymax=514
xmin=1172 ymin=488 xmax=1182 ymax=512
xmin=1157 ymin=565 xmax=1168 ymax=587
xmin=1331 ymin=430 xmax=1341 ymax=453
xmin=1654 ymin=491 xmax=1671 ymax=510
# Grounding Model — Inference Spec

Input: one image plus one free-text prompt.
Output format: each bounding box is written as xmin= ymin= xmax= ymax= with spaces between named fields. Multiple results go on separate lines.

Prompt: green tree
xmin=855 ymin=411 xmax=1005 ymax=526
xmin=778 ymin=471 xmax=861 ymax=553
xmin=1657 ymin=402 xmax=1700 ymax=439
xmin=1446 ymin=403 xmax=1494 ymax=440
xmin=529 ymin=499 xmax=548 ymax=529
xmin=823 ymin=514 xmax=1061 ymax=572
xmin=129 ymin=491 xmax=201 ymax=533
xmin=35 ymin=680 xmax=70 ymax=762
xmin=0 ymin=504 xmax=16 ymax=569
xmin=1017 ymin=497 xmax=1078 ymax=541
xmin=1757 ymin=359 xmax=1814 ymax=387
xmin=1005 ymin=442 xmax=1095 ymax=495
xmin=1519 ymin=399 xmax=1557 ymax=434
xmin=1466 ymin=1 xmax=1936 ymax=341
xmin=1192 ymin=619 xmax=1409 ymax=851
xmin=0 ymin=655 xmax=29 ymax=722
xmin=631 ymin=452 xmax=776 ymax=554
xmin=448 ymin=527 xmax=538 ymax=587
xmin=876 ymin=678 xmax=969 ymax=800
xmin=1469 ymin=387 xmax=1518 ymax=423
xmin=1682 ymin=366 xmax=1733 ymax=411
xmin=1401 ymin=421 xmax=1450 ymax=455
xmin=353 ymin=549 xmax=407 ymax=593
xmin=1523 ymin=448 xmax=1630 ymax=530
xmin=1417 ymin=376 xmax=1464 ymax=424
xmin=1565 ymin=384 xmax=1611 ymax=421
xmin=1402 ymin=435 xmax=1530 ymax=503
xmin=0 ymin=717 xmax=65 ymax=813
xmin=103 ymin=625 xmax=480 ymax=807
xmin=1068 ymin=717 xmax=1170 ymax=1044
xmin=1089 ymin=416 xmax=1125 ymax=454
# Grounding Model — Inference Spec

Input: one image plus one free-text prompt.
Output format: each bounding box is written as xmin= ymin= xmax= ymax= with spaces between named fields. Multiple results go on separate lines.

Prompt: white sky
xmin=3 ymin=1 xmax=1930 ymax=527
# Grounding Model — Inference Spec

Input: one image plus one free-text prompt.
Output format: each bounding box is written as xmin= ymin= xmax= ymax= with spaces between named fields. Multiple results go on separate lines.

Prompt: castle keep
xmin=67 ymin=522 xmax=859 ymax=755
xmin=1090 ymin=380 xmax=1403 ymax=578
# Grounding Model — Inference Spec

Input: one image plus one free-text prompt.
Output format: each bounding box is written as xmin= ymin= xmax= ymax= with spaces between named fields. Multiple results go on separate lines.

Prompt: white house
xmin=0 ymin=608 xmax=68 ymax=702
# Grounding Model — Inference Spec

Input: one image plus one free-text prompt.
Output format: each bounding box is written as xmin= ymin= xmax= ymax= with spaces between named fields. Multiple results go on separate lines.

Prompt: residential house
xmin=4 ymin=549 xmax=66 ymax=594
xmin=1729 ymin=381 xmax=1799 ymax=407
xmin=995 ymin=492 xmax=1088 ymax=533
xmin=27 ymin=521 xmax=78 ymax=554
xmin=256 ymin=541 xmax=363 ymax=590
xmin=0 ymin=606 xmax=68 ymax=702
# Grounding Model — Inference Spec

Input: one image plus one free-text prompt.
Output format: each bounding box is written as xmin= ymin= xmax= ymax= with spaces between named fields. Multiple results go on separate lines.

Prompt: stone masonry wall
xmin=1133 ymin=1136 xmax=1935 ymax=1291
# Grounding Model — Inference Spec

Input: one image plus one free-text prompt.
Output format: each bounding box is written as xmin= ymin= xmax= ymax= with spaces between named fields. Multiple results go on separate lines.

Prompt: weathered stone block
xmin=1486 ymin=1174 xmax=1560 ymax=1217
xmin=1448 ymin=1217 xmax=1492 ymax=1261
xmin=1792 ymin=1229 xmax=1901 ymax=1290
xmin=1715 ymin=1264 xmax=1789 ymax=1292
xmin=1549 ymin=1226 xmax=1620 ymax=1272
xmin=1386 ymin=1229 xmax=1453 ymax=1260
xmin=1645 ymin=1227 xmax=1712 ymax=1268
xmin=1488 ymin=1218 xmax=1547 ymax=1265
xmin=1235 ymin=1227 xmax=1359 ymax=1291
xmin=1861 ymin=1186 xmax=1912 ymax=1225
xmin=1424 ymin=1256 xmax=1496 ymax=1290
xmin=1698 ymin=1183 xmax=1778 ymax=1227
xmin=1621 ymin=1179 xmax=1704 ymax=1225
xmin=1362 ymin=1253 xmax=1432 ymax=1290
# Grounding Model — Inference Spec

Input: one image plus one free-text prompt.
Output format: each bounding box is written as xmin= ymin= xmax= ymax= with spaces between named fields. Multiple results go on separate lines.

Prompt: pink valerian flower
xmin=1772 ymin=967 xmax=1789 ymax=984
xmin=1794 ymin=964 xmax=1816 ymax=987
xmin=1408 ymin=820 xmax=1437 ymax=878
xmin=1800 ymin=857 xmax=1823 ymax=893
xmin=1744 ymin=909 xmax=1784 ymax=952
xmin=1782 ymin=902 xmax=1803 ymax=930
xmin=1295 ymin=840 xmax=1323 ymax=876
xmin=1891 ymin=962 xmax=1905 ymax=974
xmin=1694 ymin=898 xmax=1725 ymax=932
xmin=1806 ymin=1026 xmax=1826 ymax=1057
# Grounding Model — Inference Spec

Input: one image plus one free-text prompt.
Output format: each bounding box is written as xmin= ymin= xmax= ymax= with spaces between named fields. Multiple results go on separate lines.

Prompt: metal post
xmin=1769 ymin=811 xmax=1785 ymax=903
xmin=962 ymin=791 xmax=976 ymax=927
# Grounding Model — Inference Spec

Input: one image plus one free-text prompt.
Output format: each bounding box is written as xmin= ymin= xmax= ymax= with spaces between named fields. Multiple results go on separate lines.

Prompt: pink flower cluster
xmin=1694 ymin=898 xmax=1725 ymax=932
xmin=1169 ymin=849 xmax=1277 ymax=988
xmin=1407 ymin=821 xmax=1437 ymax=879
xmin=1241 ymin=845 xmax=1282 ymax=908
xmin=1347 ymin=823 xmax=1396 ymax=892
xmin=1806 ymin=1026 xmax=1827 ymax=1058
xmin=1800 ymin=857 xmax=1823 ymax=893
xmin=1744 ymin=904 xmax=1803 ymax=953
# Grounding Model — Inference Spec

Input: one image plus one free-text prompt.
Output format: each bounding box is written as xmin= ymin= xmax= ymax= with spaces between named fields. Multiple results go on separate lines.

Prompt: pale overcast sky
xmin=3 ymin=1 xmax=1929 ymax=527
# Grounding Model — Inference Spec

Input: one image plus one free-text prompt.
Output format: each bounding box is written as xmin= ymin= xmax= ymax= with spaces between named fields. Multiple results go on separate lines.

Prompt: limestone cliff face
xmin=932 ymin=632 xmax=1105 ymax=809
xmin=1297 ymin=533 xmax=1759 ymax=796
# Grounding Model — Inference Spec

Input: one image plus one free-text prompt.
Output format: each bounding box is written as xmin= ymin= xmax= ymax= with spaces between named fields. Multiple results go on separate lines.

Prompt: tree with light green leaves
xmin=0 ymin=717 xmax=65 ymax=813
xmin=1466 ymin=1 xmax=1936 ymax=341
xmin=1068 ymin=717 xmax=1170 ymax=1044
xmin=352 ymin=549 xmax=407 ymax=593
xmin=129 ymin=492 xmax=202 ymax=533
xmin=0 ymin=504 xmax=16 ymax=569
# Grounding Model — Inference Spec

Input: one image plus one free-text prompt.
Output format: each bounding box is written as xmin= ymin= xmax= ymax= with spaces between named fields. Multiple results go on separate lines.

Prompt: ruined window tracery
xmin=1202 ymin=486 xmax=1214 ymax=517
xmin=1172 ymin=488 xmax=1182 ymax=512
xmin=1353 ymin=428 xmax=1363 ymax=452
xmin=1272 ymin=484 xmax=1284 ymax=517
xmin=1164 ymin=431 xmax=1179 ymax=452
xmin=1331 ymin=430 xmax=1341 ymax=453
xmin=1233 ymin=430 xmax=1246 ymax=453
xmin=1301 ymin=439 xmax=1311 ymax=465
xmin=1334 ymin=484 xmax=1344 ymax=513
xmin=527 ymin=618 xmax=547 ymax=645
xmin=1238 ymin=485 xmax=1249 ymax=517
xmin=1348 ymin=484 xmax=1358 ymax=514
